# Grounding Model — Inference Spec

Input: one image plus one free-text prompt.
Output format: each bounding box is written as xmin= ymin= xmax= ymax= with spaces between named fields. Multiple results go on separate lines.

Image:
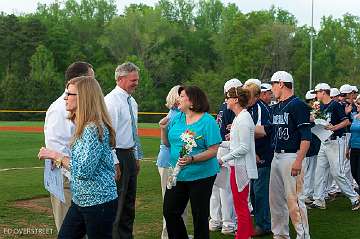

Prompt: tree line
xmin=1 ymin=0 xmax=360 ymax=120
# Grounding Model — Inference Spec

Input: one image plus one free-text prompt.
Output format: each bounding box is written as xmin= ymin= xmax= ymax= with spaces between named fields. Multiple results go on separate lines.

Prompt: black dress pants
xmin=112 ymin=148 xmax=137 ymax=239
xmin=163 ymin=175 xmax=216 ymax=239
xmin=350 ymin=148 xmax=360 ymax=187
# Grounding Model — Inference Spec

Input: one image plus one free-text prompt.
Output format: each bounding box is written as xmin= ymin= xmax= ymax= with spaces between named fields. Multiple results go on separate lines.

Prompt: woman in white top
xmin=219 ymin=86 xmax=258 ymax=239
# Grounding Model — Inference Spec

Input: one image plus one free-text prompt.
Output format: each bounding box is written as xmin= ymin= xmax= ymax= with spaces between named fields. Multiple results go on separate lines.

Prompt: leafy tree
xmin=28 ymin=44 xmax=63 ymax=109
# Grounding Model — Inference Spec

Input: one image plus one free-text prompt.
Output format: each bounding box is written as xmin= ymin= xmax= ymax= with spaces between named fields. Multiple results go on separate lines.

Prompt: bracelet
xmin=191 ymin=156 xmax=194 ymax=163
xmin=54 ymin=156 xmax=64 ymax=168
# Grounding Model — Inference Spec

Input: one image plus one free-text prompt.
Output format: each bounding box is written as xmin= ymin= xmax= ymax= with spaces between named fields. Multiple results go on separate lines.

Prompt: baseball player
xmin=209 ymin=79 xmax=239 ymax=234
xmin=309 ymin=83 xmax=360 ymax=210
xmin=244 ymin=80 xmax=273 ymax=237
xmin=303 ymin=91 xmax=321 ymax=205
xmin=259 ymin=71 xmax=311 ymax=239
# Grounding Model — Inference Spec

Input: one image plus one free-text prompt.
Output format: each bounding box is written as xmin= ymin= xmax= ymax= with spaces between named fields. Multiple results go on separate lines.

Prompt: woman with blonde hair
xmin=156 ymin=85 xmax=183 ymax=239
xmin=38 ymin=76 xmax=118 ymax=239
xmin=219 ymin=86 xmax=258 ymax=239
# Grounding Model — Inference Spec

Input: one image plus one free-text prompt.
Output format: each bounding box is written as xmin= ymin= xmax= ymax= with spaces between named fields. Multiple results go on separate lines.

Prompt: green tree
xmin=28 ymin=45 xmax=63 ymax=109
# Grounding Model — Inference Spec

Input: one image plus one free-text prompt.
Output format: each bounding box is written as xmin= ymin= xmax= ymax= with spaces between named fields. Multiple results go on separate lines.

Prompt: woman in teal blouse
xmin=38 ymin=76 xmax=117 ymax=239
xmin=159 ymin=86 xmax=222 ymax=239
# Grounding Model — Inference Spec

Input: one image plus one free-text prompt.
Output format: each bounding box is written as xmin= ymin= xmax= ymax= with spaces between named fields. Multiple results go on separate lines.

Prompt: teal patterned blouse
xmin=70 ymin=123 xmax=117 ymax=207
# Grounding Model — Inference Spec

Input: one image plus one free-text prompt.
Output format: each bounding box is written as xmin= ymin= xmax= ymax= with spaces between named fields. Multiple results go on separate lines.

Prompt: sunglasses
xmin=65 ymin=92 xmax=78 ymax=97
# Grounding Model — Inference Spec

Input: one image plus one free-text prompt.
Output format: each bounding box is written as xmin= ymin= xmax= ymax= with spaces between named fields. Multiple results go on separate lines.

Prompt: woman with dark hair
xmin=159 ymin=86 xmax=222 ymax=239
xmin=219 ymin=86 xmax=258 ymax=239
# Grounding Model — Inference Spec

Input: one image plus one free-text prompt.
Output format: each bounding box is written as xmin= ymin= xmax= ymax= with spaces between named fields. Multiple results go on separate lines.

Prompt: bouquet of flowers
xmin=167 ymin=130 xmax=202 ymax=189
xmin=311 ymin=101 xmax=329 ymax=125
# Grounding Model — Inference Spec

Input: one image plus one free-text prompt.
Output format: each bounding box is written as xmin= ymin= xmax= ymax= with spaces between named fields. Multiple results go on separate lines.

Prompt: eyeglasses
xmin=65 ymin=92 xmax=78 ymax=97
xmin=225 ymin=95 xmax=237 ymax=100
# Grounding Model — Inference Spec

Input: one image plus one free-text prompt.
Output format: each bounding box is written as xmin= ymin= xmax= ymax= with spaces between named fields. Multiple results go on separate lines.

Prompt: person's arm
xmin=326 ymin=119 xmax=350 ymax=131
xmin=159 ymin=116 xmax=170 ymax=147
xmin=255 ymin=125 xmax=266 ymax=138
xmin=291 ymin=100 xmax=312 ymax=176
xmin=220 ymin=122 xmax=251 ymax=164
xmin=291 ymin=140 xmax=310 ymax=176
xmin=326 ymin=102 xmax=350 ymax=131
xmin=112 ymin=150 xmax=121 ymax=181
xmin=178 ymin=144 xmax=219 ymax=166
xmin=75 ymin=126 xmax=106 ymax=179
xmin=105 ymin=98 xmax=121 ymax=179
xmin=44 ymin=102 xmax=72 ymax=159
xmin=38 ymin=147 xmax=70 ymax=170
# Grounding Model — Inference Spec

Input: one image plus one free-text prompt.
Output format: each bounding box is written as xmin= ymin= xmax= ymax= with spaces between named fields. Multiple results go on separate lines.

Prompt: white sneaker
xmin=221 ymin=225 xmax=236 ymax=235
xmin=209 ymin=223 xmax=222 ymax=231
xmin=305 ymin=197 xmax=314 ymax=205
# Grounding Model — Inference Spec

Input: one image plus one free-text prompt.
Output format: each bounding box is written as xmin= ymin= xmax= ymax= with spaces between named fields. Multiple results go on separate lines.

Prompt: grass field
xmin=0 ymin=122 xmax=360 ymax=238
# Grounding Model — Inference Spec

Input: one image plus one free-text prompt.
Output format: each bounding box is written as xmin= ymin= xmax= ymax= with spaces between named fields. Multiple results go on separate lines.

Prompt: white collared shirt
xmin=44 ymin=92 xmax=75 ymax=178
xmin=105 ymin=85 xmax=139 ymax=151
xmin=45 ymin=92 xmax=120 ymax=167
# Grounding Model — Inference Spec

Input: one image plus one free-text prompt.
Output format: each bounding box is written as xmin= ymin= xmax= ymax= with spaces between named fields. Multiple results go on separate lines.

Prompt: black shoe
xmin=352 ymin=199 xmax=360 ymax=211
xmin=307 ymin=202 xmax=326 ymax=210
xmin=252 ymin=226 xmax=272 ymax=237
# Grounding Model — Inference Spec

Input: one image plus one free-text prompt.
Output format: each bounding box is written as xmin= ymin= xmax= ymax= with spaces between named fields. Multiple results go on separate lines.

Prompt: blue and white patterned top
xmin=70 ymin=123 xmax=117 ymax=207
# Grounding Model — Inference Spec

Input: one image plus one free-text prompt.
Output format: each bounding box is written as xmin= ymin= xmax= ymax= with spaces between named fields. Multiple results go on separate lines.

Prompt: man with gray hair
xmin=105 ymin=62 xmax=143 ymax=239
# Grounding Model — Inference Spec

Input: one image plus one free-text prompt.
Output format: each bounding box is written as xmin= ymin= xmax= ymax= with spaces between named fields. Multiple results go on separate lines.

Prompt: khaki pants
xmin=269 ymin=153 xmax=310 ymax=239
xmin=50 ymin=176 xmax=72 ymax=232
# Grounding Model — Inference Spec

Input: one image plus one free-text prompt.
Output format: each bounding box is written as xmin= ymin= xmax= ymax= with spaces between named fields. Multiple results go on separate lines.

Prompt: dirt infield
xmin=0 ymin=126 xmax=160 ymax=137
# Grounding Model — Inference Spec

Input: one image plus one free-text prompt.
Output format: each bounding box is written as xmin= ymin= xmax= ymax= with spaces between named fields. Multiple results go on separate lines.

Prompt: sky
xmin=0 ymin=0 xmax=359 ymax=29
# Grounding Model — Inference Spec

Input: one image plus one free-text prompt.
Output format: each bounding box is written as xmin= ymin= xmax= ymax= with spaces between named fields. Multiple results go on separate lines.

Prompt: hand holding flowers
xmin=311 ymin=101 xmax=327 ymax=121
xmin=167 ymin=129 xmax=202 ymax=189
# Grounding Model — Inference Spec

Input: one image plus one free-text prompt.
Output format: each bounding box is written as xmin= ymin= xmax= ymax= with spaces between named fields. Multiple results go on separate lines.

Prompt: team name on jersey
xmin=273 ymin=112 xmax=289 ymax=125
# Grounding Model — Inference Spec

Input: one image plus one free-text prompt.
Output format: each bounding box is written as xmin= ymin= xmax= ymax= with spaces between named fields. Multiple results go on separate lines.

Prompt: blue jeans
xmin=58 ymin=199 xmax=118 ymax=239
xmin=250 ymin=167 xmax=271 ymax=232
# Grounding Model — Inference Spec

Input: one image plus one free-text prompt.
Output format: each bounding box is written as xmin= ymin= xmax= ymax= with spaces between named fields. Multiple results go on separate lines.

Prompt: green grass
xmin=0 ymin=121 xmax=44 ymax=127
xmin=1 ymin=124 xmax=360 ymax=238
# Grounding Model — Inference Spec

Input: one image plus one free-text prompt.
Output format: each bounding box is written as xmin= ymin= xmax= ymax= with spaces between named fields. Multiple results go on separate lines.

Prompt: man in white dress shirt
xmin=44 ymin=62 xmax=95 ymax=232
xmin=105 ymin=62 xmax=143 ymax=239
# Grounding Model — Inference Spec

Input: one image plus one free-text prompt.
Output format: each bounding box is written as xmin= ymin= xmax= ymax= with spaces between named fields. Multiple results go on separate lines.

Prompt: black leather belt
xmin=274 ymin=149 xmax=298 ymax=153
xmin=330 ymin=135 xmax=343 ymax=140
xmin=116 ymin=147 xmax=135 ymax=152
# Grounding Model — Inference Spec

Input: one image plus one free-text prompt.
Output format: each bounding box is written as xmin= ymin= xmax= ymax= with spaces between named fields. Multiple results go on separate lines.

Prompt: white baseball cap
xmin=270 ymin=71 xmax=294 ymax=83
xmin=260 ymin=83 xmax=272 ymax=92
xmin=314 ymin=83 xmax=331 ymax=92
xmin=339 ymin=84 xmax=353 ymax=94
xmin=305 ymin=90 xmax=316 ymax=100
xmin=244 ymin=78 xmax=261 ymax=87
xmin=352 ymin=85 xmax=358 ymax=93
xmin=330 ymin=88 xmax=340 ymax=97
xmin=224 ymin=78 xmax=242 ymax=93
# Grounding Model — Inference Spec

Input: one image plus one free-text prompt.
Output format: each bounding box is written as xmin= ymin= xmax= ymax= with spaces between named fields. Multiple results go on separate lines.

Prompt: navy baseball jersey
xmin=248 ymin=100 xmax=274 ymax=167
xmin=216 ymin=102 xmax=235 ymax=141
xmin=272 ymin=96 xmax=312 ymax=152
xmin=320 ymin=100 xmax=348 ymax=139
